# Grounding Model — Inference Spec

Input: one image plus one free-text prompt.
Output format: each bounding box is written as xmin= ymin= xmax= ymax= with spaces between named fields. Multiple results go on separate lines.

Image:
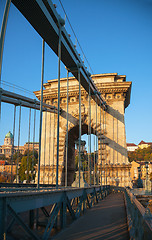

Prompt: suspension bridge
xmin=0 ymin=0 xmax=152 ymax=239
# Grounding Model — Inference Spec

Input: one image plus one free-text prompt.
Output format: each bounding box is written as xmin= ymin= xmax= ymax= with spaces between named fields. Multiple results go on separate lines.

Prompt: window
xmin=62 ymin=98 xmax=66 ymax=103
xmin=53 ymin=99 xmax=57 ymax=104
xmin=70 ymin=97 xmax=75 ymax=102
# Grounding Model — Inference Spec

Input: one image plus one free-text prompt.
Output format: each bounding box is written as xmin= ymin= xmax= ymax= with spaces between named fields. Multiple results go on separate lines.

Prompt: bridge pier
xmin=34 ymin=73 xmax=131 ymax=187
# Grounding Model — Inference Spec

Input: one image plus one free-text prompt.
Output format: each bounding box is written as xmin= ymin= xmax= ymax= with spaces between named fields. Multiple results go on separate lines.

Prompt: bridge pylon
xmin=35 ymin=73 xmax=132 ymax=187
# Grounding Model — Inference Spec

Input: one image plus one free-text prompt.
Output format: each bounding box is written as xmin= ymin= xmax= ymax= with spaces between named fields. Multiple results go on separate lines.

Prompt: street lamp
xmin=145 ymin=161 xmax=149 ymax=192
xmin=137 ymin=166 xmax=143 ymax=188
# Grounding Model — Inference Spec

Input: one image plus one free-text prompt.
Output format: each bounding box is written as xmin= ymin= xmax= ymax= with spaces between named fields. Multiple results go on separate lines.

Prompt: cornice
xmin=34 ymin=75 xmax=132 ymax=108
xmin=35 ymin=85 xmax=130 ymax=98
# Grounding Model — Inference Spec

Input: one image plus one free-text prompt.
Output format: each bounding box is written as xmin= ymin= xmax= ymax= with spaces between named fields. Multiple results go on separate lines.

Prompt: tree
xmin=24 ymin=149 xmax=38 ymax=160
xmin=128 ymin=146 xmax=152 ymax=162
xmin=12 ymin=151 xmax=23 ymax=164
xmin=18 ymin=155 xmax=38 ymax=182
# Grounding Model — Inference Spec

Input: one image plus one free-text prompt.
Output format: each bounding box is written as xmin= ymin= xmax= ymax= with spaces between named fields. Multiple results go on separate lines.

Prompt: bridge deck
xmin=54 ymin=192 xmax=129 ymax=240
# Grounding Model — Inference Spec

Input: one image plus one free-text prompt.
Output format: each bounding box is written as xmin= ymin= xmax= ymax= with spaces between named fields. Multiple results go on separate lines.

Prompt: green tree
xmin=18 ymin=155 xmax=37 ymax=182
xmin=12 ymin=151 xmax=23 ymax=164
xmin=24 ymin=149 xmax=38 ymax=160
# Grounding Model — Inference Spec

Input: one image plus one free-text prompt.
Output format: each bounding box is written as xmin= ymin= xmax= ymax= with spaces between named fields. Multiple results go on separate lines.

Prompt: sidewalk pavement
xmin=53 ymin=192 xmax=129 ymax=240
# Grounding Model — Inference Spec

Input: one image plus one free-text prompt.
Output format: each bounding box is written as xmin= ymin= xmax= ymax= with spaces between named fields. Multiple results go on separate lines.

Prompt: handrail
xmin=111 ymin=186 xmax=152 ymax=240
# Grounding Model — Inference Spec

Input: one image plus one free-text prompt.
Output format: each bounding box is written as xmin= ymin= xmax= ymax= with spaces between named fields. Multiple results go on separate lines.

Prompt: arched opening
xmin=61 ymin=123 xmax=99 ymax=186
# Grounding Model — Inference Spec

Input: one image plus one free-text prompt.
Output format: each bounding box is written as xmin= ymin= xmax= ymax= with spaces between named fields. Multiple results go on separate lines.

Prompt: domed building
xmin=0 ymin=131 xmax=14 ymax=158
xmin=0 ymin=131 xmax=39 ymax=158
xmin=4 ymin=131 xmax=14 ymax=146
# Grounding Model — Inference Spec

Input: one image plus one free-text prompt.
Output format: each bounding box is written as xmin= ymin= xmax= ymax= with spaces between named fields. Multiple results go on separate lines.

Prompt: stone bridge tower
xmin=34 ymin=73 xmax=132 ymax=187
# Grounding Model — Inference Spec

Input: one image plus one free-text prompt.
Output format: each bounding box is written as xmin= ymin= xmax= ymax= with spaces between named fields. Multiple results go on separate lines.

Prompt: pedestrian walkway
xmin=53 ymin=192 xmax=129 ymax=240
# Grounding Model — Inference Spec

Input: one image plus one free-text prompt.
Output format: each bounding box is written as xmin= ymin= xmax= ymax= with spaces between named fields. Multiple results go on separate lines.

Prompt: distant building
xmin=130 ymin=161 xmax=140 ymax=180
xmin=0 ymin=160 xmax=16 ymax=176
xmin=138 ymin=140 xmax=152 ymax=149
xmin=127 ymin=140 xmax=152 ymax=152
xmin=130 ymin=160 xmax=152 ymax=182
xmin=128 ymin=140 xmax=152 ymax=183
xmin=127 ymin=143 xmax=138 ymax=152
xmin=140 ymin=162 xmax=152 ymax=179
xmin=0 ymin=131 xmax=39 ymax=158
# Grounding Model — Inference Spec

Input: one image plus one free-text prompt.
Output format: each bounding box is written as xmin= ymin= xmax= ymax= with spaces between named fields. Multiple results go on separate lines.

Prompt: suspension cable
xmin=11 ymin=105 xmax=16 ymax=183
xmin=113 ymin=116 xmax=114 ymax=165
xmin=27 ymin=108 xmax=31 ymax=183
xmin=93 ymin=98 xmax=96 ymax=185
xmin=43 ymin=111 xmax=47 ymax=184
xmin=88 ymin=79 xmax=91 ymax=185
xmin=87 ymin=93 xmax=89 ymax=185
xmin=65 ymin=70 xmax=69 ymax=187
xmin=103 ymin=107 xmax=105 ymax=186
xmin=0 ymin=0 xmax=11 ymax=119
xmin=89 ymin=82 xmax=92 ymax=185
xmin=37 ymin=39 xmax=45 ymax=189
xmin=56 ymin=18 xmax=65 ymax=189
xmin=0 ymin=0 xmax=11 ymax=85
xmin=53 ymin=106 xmax=55 ymax=184
xmin=96 ymin=95 xmax=98 ymax=185
xmin=48 ymin=110 xmax=51 ymax=184
xmin=78 ymin=67 xmax=82 ymax=188
xmin=117 ymin=118 xmax=118 ymax=178
xmin=105 ymin=109 xmax=107 ymax=186
xmin=17 ymin=104 xmax=21 ymax=183
xmin=58 ymin=0 xmax=94 ymax=74
xmin=113 ymin=115 xmax=115 ymax=185
xmin=32 ymin=107 xmax=36 ymax=183
xmin=99 ymin=101 xmax=102 ymax=186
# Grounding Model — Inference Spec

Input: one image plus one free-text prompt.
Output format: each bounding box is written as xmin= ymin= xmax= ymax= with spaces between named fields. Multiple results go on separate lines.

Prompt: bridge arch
xmin=35 ymin=73 xmax=132 ymax=187
xmin=61 ymin=119 xmax=100 ymax=186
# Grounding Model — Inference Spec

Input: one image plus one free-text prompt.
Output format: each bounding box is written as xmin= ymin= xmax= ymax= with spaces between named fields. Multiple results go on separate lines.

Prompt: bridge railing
xmin=0 ymin=185 xmax=110 ymax=240
xmin=125 ymin=188 xmax=152 ymax=240
xmin=111 ymin=186 xmax=152 ymax=240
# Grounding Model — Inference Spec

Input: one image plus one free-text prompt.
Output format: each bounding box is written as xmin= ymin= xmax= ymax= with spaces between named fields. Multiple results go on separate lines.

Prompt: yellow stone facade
xmin=130 ymin=160 xmax=140 ymax=181
xmin=34 ymin=73 xmax=132 ymax=187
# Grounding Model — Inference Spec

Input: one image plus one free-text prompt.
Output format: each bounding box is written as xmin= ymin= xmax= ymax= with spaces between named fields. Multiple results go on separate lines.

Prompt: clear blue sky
xmin=0 ymin=0 xmax=152 ymax=147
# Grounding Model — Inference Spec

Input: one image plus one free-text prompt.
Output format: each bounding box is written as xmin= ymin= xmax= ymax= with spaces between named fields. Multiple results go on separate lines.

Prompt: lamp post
xmin=145 ymin=161 xmax=149 ymax=192
xmin=137 ymin=166 xmax=143 ymax=188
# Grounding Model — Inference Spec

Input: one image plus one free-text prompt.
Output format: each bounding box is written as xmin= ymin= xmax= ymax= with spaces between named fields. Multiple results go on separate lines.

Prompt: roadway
xmin=54 ymin=192 xmax=129 ymax=240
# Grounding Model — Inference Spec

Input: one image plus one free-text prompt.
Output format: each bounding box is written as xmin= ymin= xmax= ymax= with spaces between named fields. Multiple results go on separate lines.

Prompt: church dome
xmin=5 ymin=131 xmax=13 ymax=139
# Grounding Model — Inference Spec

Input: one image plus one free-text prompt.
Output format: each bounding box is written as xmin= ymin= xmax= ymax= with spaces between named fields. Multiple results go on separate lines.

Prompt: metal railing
xmin=0 ymin=185 xmax=110 ymax=239
xmin=112 ymin=186 xmax=152 ymax=240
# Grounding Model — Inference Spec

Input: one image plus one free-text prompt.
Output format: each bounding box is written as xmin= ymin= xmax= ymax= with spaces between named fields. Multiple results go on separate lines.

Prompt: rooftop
xmin=5 ymin=131 xmax=13 ymax=139
xmin=127 ymin=143 xmax=137 ymax=147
